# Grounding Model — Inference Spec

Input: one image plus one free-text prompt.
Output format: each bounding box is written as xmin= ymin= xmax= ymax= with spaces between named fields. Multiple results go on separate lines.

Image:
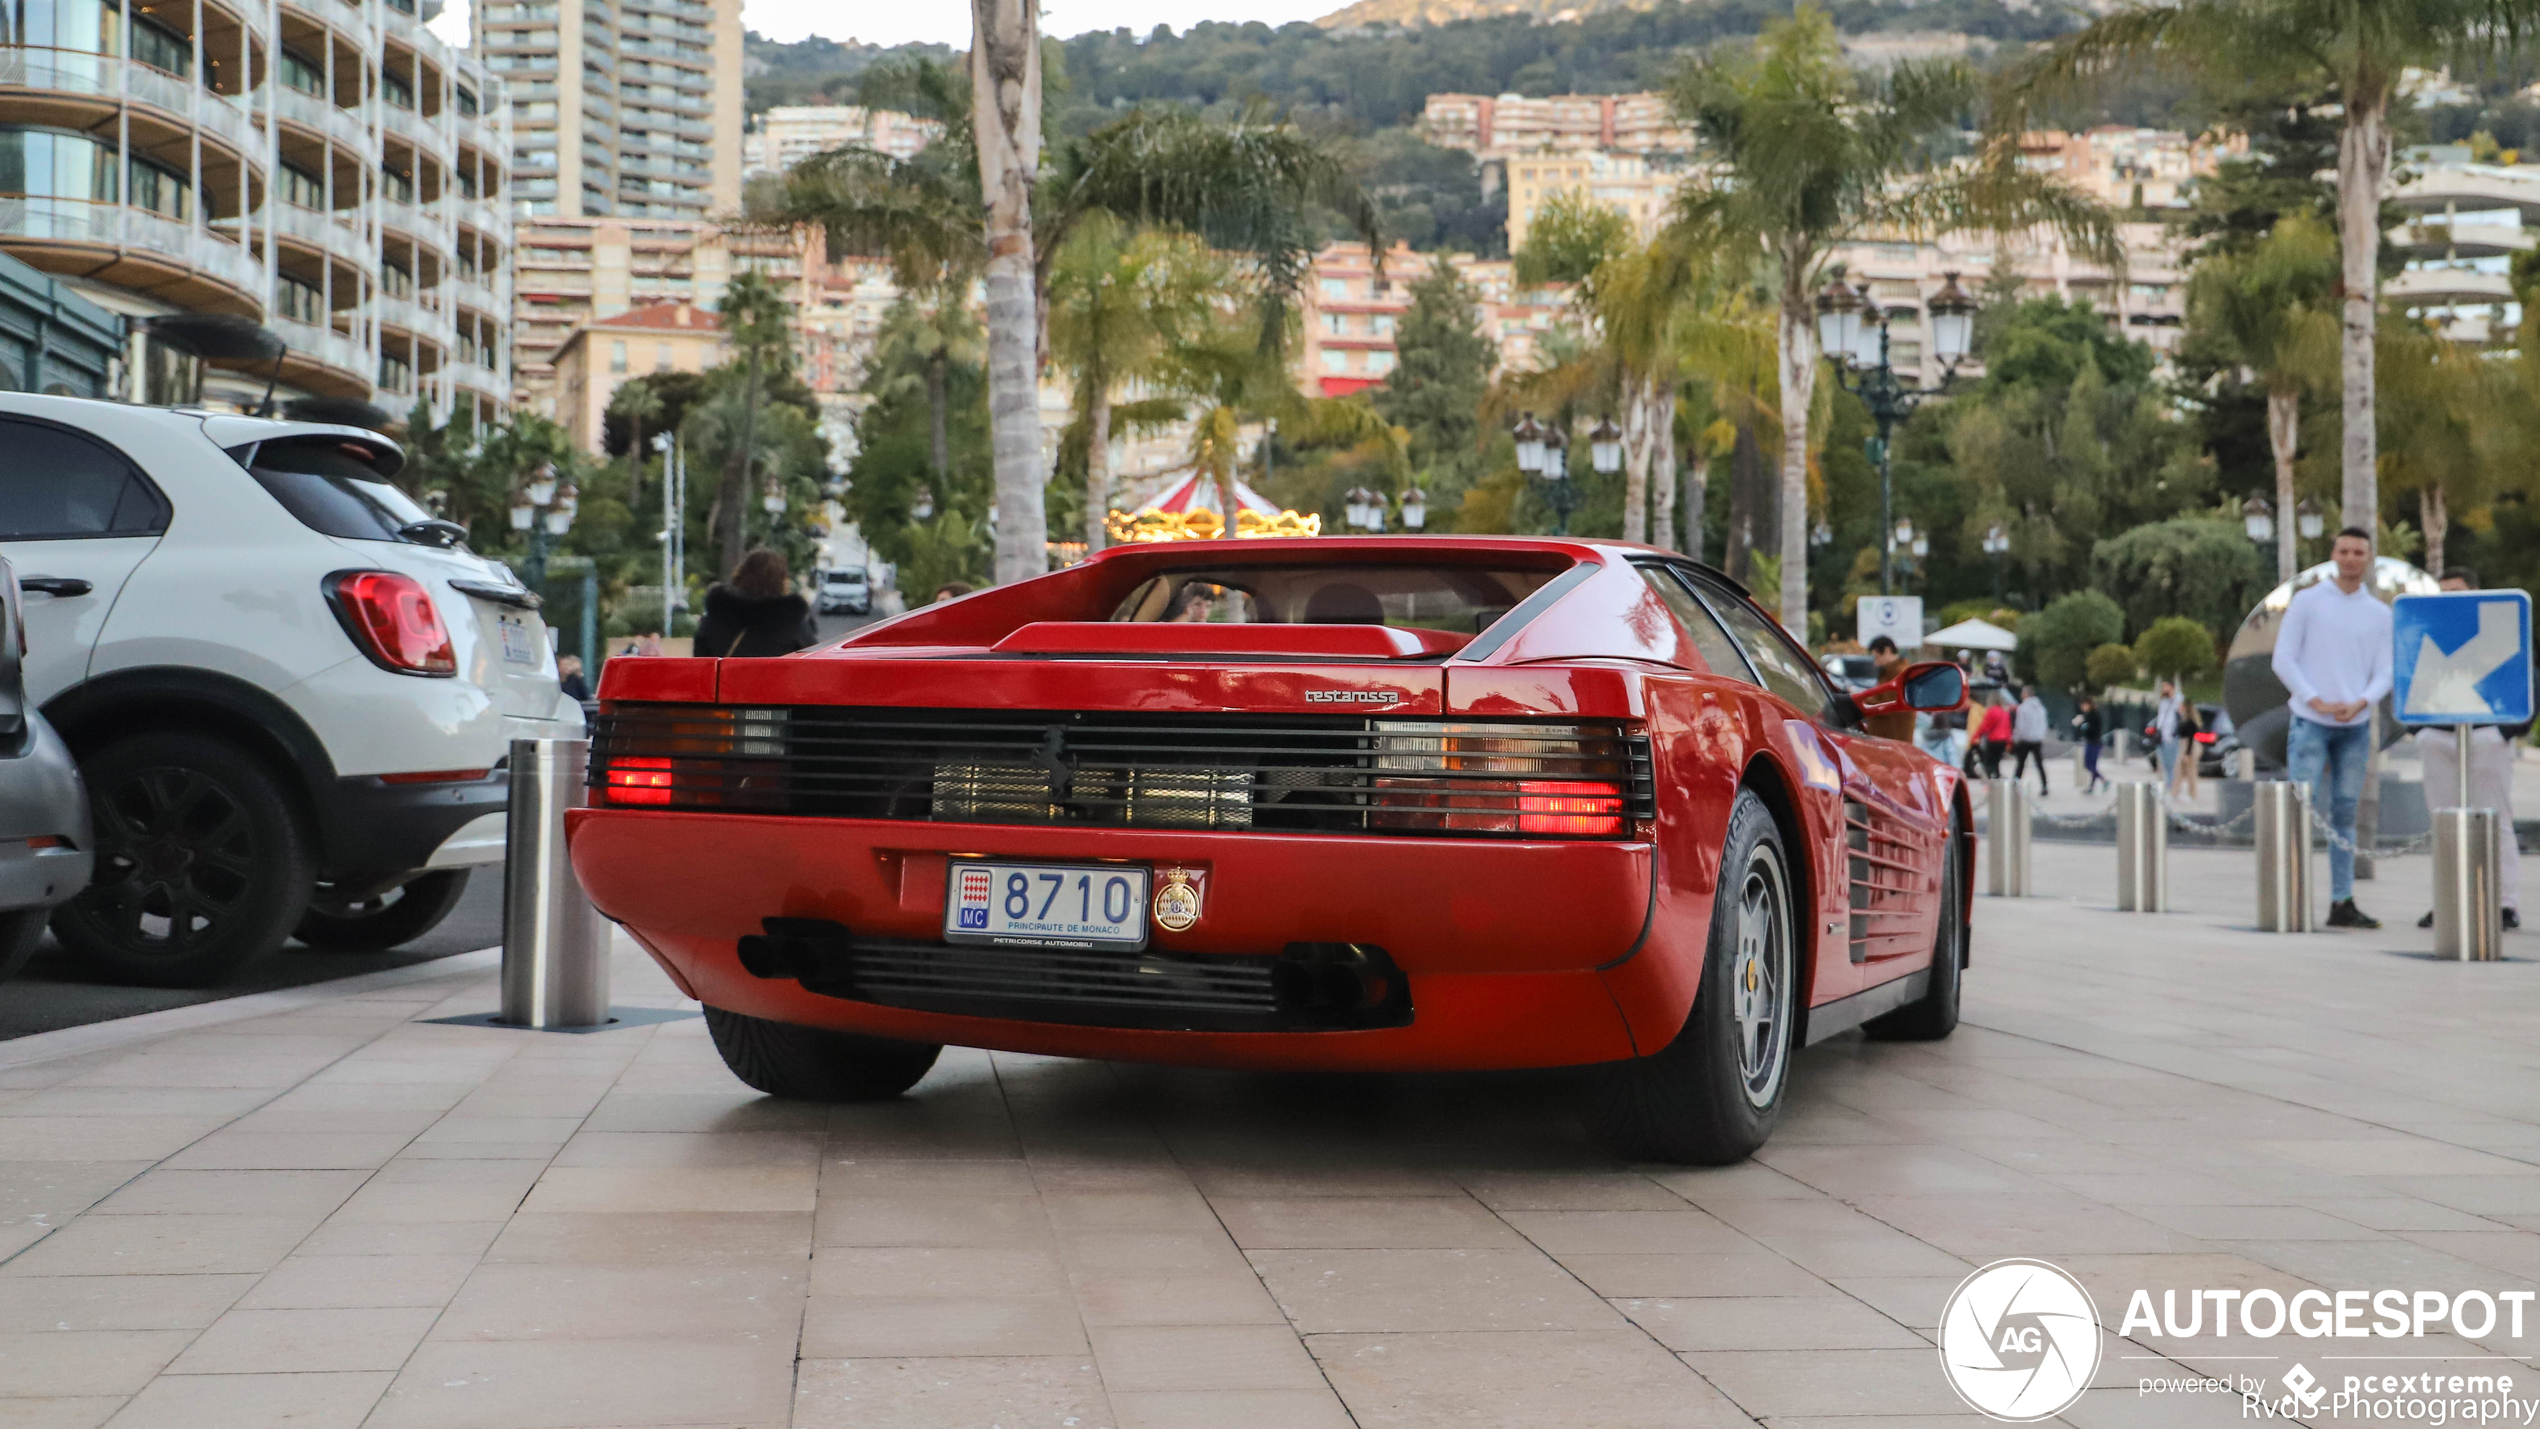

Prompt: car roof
xmin=0 ymin=394 xmax=405 ymax=475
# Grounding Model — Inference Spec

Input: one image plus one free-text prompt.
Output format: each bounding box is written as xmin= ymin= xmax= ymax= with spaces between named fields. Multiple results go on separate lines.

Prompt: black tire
xmin=1587 ymin=788 xmax=1798 ymax=1165
xmin=1865 ymin=827 xmax=1965 ymax=1041
xmin=703 ymin=1004 xmax=942 ymax=1101
xmin=296 ymin=870 xmax=471 ymax=951
xmin=51 ymin=733 xmax=315 ymax=988
xmin=0 ymin=909 xmax=46 ymax=981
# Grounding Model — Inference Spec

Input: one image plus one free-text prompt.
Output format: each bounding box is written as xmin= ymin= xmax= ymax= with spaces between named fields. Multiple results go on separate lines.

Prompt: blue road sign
xmin=2392 ymin=590 xmax=2534 ymax=727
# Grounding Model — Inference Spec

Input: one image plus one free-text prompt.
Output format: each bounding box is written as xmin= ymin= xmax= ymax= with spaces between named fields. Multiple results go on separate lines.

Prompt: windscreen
xmin=1109 ymin=563 xmax=1559 ymax=637
xmin=232 ymin=439 xmax=435 ymax=543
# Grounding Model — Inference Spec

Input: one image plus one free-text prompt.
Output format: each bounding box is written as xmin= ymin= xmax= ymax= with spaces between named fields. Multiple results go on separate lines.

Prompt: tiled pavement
xmin=0 ymin=842 xmax=2534 ymax=1428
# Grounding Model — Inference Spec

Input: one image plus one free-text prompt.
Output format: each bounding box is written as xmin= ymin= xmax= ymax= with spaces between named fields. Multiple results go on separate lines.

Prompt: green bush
xmin=2016 ymin=590 xmax=2126 ymax=689
xmin=2135 ymin=615 xmax=2217 ymax=679
xmin=2090 ymin=518 xmax=2273 ymax=639
xmin=2084 ymin=642 xmax=2140 ymax=689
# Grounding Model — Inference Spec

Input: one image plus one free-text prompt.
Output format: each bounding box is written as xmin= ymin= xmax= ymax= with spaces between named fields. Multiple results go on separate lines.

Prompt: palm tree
xmin=2011 ymin=0 xmax=2540 ymax=538
xmin=608 ymin=380 xmax=665 ymax=512
xmin=1150 ymin=319 xmax=1406 ymax=531
xmin=2186 ymin=213 xmax=2338 ymax=581
xmin=970 ymin=0 xmax=1045 ymax=586
xmin=1048 ymin=217 xmax=1224 ymax=553
xmin=713 ymin=269 xmax=796 ymax=575
xmin=2372 ymin=321 xmax=2507 ymax=575
xmin=1668 ymin=5 xmax=2114 ymax=627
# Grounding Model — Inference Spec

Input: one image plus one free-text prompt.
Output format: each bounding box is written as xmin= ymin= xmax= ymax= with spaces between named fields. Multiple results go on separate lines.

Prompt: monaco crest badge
xmin=1153 ymin=867 xmax=1204 ymax=932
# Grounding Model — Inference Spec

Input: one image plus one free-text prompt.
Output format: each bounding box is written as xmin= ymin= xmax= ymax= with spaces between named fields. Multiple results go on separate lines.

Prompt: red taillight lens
xmin=328 ymin=571 xmax=457 ymax=675
xmin=1517 ymin=780 xmax=1624 ymax=835
xmin=604 ymin=756 xmax=675 ymax=805
xmin=2195 ymin=731 xmax=2216 ymax=744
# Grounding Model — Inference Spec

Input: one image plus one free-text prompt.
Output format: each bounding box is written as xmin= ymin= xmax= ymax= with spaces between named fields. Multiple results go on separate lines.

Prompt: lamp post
xmin=1819 ymin=269 xmax=1975 ymax=594
xmin=2295 ymin=495 xmax=2324 ymax=550
xmin=2242 ymin=493 xmax=2275 ymax=546
xmin=1512 ymin=412 xmax=1578 ymax=535
xmin=1400 ymin=485 xmax=1426 ymax=531
xmin=761 ymin=481 xmax=787 ymax=546
xmin=511 ymin=463 xmax=576 ymax=593
xmin=1981 ymin=522 xmax=2009 ymax=604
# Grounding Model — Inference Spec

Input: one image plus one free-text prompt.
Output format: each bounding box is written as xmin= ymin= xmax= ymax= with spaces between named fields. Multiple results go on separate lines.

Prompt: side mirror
xmin=1858 ymin=660 xmax=1968 ymax=717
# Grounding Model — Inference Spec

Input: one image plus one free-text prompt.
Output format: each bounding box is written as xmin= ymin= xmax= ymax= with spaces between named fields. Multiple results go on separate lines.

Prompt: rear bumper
xmin=566 ymin=809 xmax=1657 ymax=1071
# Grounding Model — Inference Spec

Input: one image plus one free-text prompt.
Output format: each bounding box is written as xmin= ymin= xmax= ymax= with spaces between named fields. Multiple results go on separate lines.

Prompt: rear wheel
xmin=1587 ymin=789 xmax=1796 ymax=1165
xmin=52 ymin=733 xmax=314 ymax=987
xmin=296 ymin=871 xmax=471 ymax=951
xmin=703 ymin=1005 xmax=942 ymax=1101
xmin=1866 ymin=828 xmax=1964 ymax=1041
xmin=0 ymin=909 xmax=47 ymax=981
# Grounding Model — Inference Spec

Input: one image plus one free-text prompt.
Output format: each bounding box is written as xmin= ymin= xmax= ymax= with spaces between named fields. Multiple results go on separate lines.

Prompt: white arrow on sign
xmin=2403 ymin=601 xmax=2521 ymax=718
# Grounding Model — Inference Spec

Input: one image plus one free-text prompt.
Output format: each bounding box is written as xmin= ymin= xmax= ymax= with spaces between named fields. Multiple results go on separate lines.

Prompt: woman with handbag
xmin=692 ymin=548 xmax=819 ymax=658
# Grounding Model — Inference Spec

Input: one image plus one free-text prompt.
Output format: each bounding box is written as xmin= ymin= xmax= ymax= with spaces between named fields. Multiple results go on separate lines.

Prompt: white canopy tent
xmin=1923 ymin=618 xmax=2019 ymax=653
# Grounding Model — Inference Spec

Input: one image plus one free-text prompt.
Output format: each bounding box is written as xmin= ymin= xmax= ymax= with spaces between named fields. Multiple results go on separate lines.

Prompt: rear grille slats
xmin=592 ymin=705 xmax=1655 ymax=837
xmin=851 ymin=941 xmax=1279 ymax=1015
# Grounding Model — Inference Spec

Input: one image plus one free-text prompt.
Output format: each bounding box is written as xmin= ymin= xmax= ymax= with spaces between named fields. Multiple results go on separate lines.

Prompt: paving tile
xmin=292 ymin=1220 xmax=506 ymax=1258
xmin=0 ymin=1215 xmax=317 ymax=1277
xmin=484 ymin=1212 xmax=812 ymax=1264
xmin=88 ymin=1170 xmax=370 ymax=1219
xmin=1069 ymin=1273 xmax=1289 ymax=1328
xmin=167 ymin=1307 xmax=437 ymax=1374
xmin=1059 ymin=1231 xmax=1251 ymax=1276
xmin=97 ymin=1371 xmax=393 ymax=1429
xmin=0 ymin=1331 xmax=191 ymax=1396
xmin=1091 ymin=1325 xmax=1326 ymax=1392
xmin=798 ymin=1293 xmax=1087 ymax=1357
xmin=1311 ymin=1329 xmax=1753 ymax=1428
xmin=812 ymin=1195 xmax=1051 ymax=1248
xmin=0 ymin=1275 xmax=257 ymax=1331
xmin=1614 ymin=1294 xmax=1926 ymax=1351
xmin=1212 ymin=1197 xmax=1523 ymax=1250
xmin=369 ymin=1337 xmax=795 ymax=1429
xmin=0 ymin=1397 xmax=121 ymax=1429
xmin=1042 ymin=1192 xmax=1221 ymax=1233
xmin=161 ymin=1133 xmax=417 ymax=1171
xmin=1501 ymin=1210 xmax=1753 ymax=1256
xmin=1111 ymin=1388 xmax=1355 ymax=1429
xmin=820 ymin=1159 xmax=1041 ymax=1196
xmin=1250 ymin=1248 xmax=1620 ymax=1333
xmin=548 ymin=1132 xmax=820 ymax=1168
xmin=237 ymin=1255 xmax=483 ymax=1310
xmin=1551 ymin=1252 xmax=1836 ymax=1299
xmin=807 ymin=1246 xmax=1069 ymax=1298
xmin=430 ymin=1262 xmax=805 ymax=1341
xmin=1453 ymin=1172 xmax=1690 ymax=1211
xmin=2126 ymin=1203 xmax=2386 ymax=1241
xmin=1756 ymin=1143 xmax=2059 ymax=1197
xmin=1678 ymin=1347 xmax=1970 ymax=1417
xmin=791 ymin=1356 xmax=1110 ymax=1429
xmin=0 ymin=1120 xmax=231 ymax=1163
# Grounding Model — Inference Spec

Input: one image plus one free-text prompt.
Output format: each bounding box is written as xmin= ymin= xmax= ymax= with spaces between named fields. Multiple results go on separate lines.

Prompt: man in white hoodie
xmin=2271 ymin=528 xmax=2393 ymax=929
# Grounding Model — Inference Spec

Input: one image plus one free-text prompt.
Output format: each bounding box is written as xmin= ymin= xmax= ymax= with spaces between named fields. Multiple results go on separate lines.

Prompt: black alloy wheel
xmin=297 ymin=870 xmax=472 ymax=951
xmin=51 ymin=733 xmax=315 ymax=987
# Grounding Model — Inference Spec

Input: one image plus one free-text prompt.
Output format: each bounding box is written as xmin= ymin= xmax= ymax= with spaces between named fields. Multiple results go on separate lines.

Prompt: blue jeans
xmin=2286 ymin=717 xmax=2371 ymax=902
xmin=2083 ymin=741 xmax=2104 ymax=786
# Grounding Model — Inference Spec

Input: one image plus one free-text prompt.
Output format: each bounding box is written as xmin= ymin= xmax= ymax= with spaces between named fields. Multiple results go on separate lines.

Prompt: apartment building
xmin=472 ymin=0 xmax=742 ymax=220
xmin=1296 ymin=241 xmax=1575 ymax=397
xmin=2020 ymin=127 xmax=2243 ymax=211
xmin=2 ymin=0 xmax=514 ymax=419
xmin=1420 ymin=92 xmax=1692 ymax=163
xmin=1504 ymin=151 xmax=1682 ymax=254
xmin=2387 ymin=148 xmax=2540 ymax=344
xmin=743 ymin=105 xmax=939 ymax=178
xmin=549 ymin=298 xmax=724 ymax=449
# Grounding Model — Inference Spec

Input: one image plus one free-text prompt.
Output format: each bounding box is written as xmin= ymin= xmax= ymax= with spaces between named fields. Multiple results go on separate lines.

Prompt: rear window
xmin=230 ymin=439 xmax=433 ymax=543
xmin=1111 ymin=563 xmax=1558 ymax=637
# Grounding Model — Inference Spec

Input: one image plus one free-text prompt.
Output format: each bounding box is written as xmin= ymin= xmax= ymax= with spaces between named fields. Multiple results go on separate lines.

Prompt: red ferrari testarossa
xmin=570 ymin=536 xmax=1972 ymax=1163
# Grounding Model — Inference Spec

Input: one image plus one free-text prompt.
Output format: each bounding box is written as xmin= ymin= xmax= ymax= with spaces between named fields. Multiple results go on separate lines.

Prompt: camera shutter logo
xmin=1938 ymin=1258 xmax=2102 ymax=1421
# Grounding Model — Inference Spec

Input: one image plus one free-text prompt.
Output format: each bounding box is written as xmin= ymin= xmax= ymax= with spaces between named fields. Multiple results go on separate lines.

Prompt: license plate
xmin=498 ymin=617 xmax=538 ymax=666
xmin=945 ymin=860 xmax=1149 ymax=950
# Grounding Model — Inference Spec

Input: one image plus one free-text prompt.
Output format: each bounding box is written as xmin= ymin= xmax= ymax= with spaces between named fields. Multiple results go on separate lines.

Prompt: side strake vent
xmin=590 ymin=705 xmax=1653 ymax=839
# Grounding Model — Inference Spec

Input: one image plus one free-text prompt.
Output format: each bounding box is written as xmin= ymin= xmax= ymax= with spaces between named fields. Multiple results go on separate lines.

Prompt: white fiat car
xmin=0 ymin=394 xmax=582 ymax=985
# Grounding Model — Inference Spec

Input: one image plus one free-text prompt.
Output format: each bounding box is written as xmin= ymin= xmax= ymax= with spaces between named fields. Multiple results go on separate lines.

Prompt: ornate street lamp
xmin=1511 ymin=414 xmax=1547 ymax=476
xmin=514 ymin=463 xmax=574 ymax=590
xmin=2295 ymin=496 xmax=2325 ymax=541
xmin=1515 ymin=414 xmax=1577 ymax=534
xmin=2242 ymin=494 xmax=2275 ymax=545
xmin=1588 ymin=416 xmax=1623 ymax=476
xmin=1820 ymin=270 xmax=1976 ymax=594
xmin=1400 ymin=486 xmax=1427 ymax=531
xmin=912 ymin=487 xmax=935 ymax=521
xmin=1982 ymin=522 xmax=2009 ymax=603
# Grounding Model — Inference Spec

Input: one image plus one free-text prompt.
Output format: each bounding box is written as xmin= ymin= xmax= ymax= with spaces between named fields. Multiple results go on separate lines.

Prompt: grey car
xmin=0 ymin=557 xmax=94 ymax=979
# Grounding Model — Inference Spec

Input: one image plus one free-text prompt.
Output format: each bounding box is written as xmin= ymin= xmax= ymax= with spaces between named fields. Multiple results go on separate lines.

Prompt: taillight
xmin=1367 ymin=721 xmax=1641 ymax=838
xmin=604 ymin=756 xmax=675 ymax=806
xmin=1517 ymin=780 xmax=1625 ymax=835
xmin=326 ymin=571 xmax=457 ymax=676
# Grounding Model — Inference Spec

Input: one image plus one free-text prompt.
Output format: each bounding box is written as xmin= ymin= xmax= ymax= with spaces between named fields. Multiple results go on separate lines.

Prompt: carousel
xmin=1105 ymin=470 xmax=1322 ymax=544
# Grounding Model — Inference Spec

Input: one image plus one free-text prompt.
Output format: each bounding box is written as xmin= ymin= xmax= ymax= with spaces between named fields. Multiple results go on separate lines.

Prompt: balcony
xmin=454 ymin=196 xmax=508 ymax=238
xmin=257 ymin=201 xmax=371 ymax=266
xmin=1 ymin=197 xmax=267 ymax=313
xmin=447 ymin=358 xmax=507 ymax=397
xmin=375 ymin=289 xmax=451 ymax=337
xmin=0 ymin=49 xmax=260 ymax=159
xmin=382 ymin=104 xmax=451 ymax=159
xmin=379 ymin=198 xmax=446 ymax=244
xmin=2388 ymin=265 xmax=2514 ymax=308
xmin=270 ymin=315 xmax=373 ymax=392
xmin=272 ymin=84 xmax=371 ymax=152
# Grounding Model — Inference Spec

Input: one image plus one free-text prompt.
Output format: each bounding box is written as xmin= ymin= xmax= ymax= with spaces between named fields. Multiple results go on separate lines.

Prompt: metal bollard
xmin=500 ymin=738 xmax=612 ymax=1028
xmin=2431 ymin=807 xmax=2503 ymax=962
xmin=2253 ymin=780 xmax=2312 ymax=933
xmin=2115 ymin=782 xmax=2165 ymax=912
xmin=1986 ymin=778 xmax=2031 ymax=897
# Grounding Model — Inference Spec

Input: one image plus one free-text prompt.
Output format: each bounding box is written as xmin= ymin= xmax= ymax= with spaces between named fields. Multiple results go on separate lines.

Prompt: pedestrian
xmin=557 ymin=653 xmax=590 ymax=702
xmin=933 ymin=582 xmax=975 ymax=605
xmin=1970 ymin=691 xmax=2013 ymax=778
xmin=694 ymin=548 xmax=819 ymax=658
xmin=2153 ymin=679 xmax=2183 ymax=785
xmin=2415 ymin=567 xmax=2524 ymax=931
xmin=1981 ymin=649 xmax=2010 ymax=690
xmin=2270 ymin=526 xmax=2393 ymax=929
xmin=2008 ymin=684 xmax=2050 ymax=794
xmin=1920 ymin=703 xmax=1960 ymax=765
xmin=2172 ymin=698 xmax=2203 ymax=801
xmin=1862 ymin=635 xmax=1914 ymax=741
xmin=2071 ymin=694 xmax=2109 ymax=794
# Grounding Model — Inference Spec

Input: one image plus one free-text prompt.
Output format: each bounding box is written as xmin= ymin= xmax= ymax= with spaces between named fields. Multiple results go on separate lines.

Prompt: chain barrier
xmin=1975 ymin=777 xmax=2432 ymax=852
